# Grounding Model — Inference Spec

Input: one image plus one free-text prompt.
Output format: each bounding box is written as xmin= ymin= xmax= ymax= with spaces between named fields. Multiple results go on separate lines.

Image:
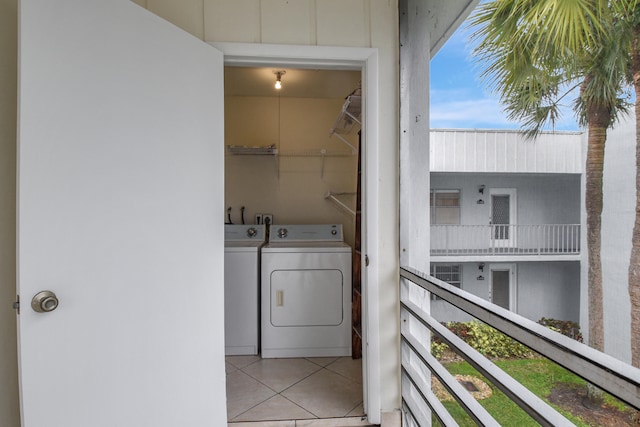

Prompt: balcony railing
xmin=431 ymin=224 xmax=580 ymax=256
xmin=399 ymin=267 xmax=640 ymax=426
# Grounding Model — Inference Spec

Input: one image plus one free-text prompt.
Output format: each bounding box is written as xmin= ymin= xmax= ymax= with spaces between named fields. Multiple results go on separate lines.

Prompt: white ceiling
xmin=224 ymin=66 xmax=361 ymax=99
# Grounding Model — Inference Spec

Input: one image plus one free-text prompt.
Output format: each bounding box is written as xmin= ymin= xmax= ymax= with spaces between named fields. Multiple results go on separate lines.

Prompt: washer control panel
xmin=225 ymin=224 xmax=266 ymax=242
xmin=269 ymin=224 xmax=343 ymax=242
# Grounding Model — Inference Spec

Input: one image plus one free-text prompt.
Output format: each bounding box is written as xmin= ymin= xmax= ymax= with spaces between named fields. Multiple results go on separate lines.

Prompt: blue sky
xmin=430 ymin=23 xmax=582 ymax=131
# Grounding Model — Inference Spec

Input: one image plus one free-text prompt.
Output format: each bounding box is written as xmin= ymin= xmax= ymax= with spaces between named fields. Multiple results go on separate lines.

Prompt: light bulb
xmin=273 ymin=70 xmax=285 ymax=90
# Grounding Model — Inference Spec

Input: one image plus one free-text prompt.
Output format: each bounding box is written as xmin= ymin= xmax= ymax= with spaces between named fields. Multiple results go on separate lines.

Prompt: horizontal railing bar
xmin=401 ymin=368 xmax=460 ymax=427
xmin=401 ymin=302 xmax=574 ymax=426
xmin=400 ymin=267 xmax=640 ymax=410
xmin=430 ymin=224 xmax=580 ymax=256
xmin=402 ymin=334 xmax=500 ymax=426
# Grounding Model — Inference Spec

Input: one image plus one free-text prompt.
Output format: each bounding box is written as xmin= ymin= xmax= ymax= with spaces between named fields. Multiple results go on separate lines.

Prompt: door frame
xmin=210 ymin=42 xmax=381 ymax=423
xmin=489 ymin=188 xmax=517 ymax=248
xmin=489 ymin=263 xmax=517 ymax=311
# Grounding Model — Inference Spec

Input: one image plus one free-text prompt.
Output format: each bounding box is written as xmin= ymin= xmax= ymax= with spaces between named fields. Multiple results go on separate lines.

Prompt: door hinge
xmin=12 ymin=295 xmax=19 ymax=314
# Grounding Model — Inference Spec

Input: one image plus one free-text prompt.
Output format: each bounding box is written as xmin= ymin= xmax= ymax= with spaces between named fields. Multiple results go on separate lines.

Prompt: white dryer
xmin=224 ymin=224 xmax=266 ymax=355
xmin=261 ymin=224 xmax=352 ymax=358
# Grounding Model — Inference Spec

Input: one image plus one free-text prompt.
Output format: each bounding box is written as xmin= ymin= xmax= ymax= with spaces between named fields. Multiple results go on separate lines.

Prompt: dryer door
xmin=270 ymin=269 xmax=344 ymax=326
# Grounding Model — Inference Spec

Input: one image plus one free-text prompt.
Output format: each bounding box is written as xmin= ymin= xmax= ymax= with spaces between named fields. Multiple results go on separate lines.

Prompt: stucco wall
xmin=432 ymin=261 xmax=580 ymax=323
xmin=0 ymin=0 xmax=19 ymax=425
xmin=600 ymin=114 xmax=636 ymax=363
xmin=431 ymin=172 xmax=581 ymax=226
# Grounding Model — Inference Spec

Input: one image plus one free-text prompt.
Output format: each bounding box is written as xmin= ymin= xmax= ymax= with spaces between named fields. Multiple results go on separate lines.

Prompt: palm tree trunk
xmin=585 ymin=105 xmax=609 ymax=353
xmin=629 ymin=24 xmax=640 ymax=369
xmin=583 ymin=76 xmax=612 ymax=409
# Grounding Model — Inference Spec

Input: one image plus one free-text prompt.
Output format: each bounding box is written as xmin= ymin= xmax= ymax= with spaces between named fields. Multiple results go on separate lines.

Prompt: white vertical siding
xmin=202 ymin=0 xmax=374 ymax=47
xmin=260 ymin=0 xmax=317 ymax=44
xmin=204 ymin=0 xmax=261 ymax=43
xmin=430 ymin=129 xmax=583 ymax=174
xmin=316 ymin=0 xmax=370 ymax=47
xmin=147 ymin=0 xmax=204 ymax=39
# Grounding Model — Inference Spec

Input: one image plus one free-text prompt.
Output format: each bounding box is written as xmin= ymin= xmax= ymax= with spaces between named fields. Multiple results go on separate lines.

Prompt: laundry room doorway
xmin=214 ymin=43 xmax=380 ymax=423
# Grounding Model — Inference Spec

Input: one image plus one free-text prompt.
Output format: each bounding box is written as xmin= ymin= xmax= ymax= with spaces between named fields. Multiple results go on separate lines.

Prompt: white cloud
xmin=430 ymin=95 xmax=580 ymax=131
xmin=430 ymin=97 xmax=516 ymax=129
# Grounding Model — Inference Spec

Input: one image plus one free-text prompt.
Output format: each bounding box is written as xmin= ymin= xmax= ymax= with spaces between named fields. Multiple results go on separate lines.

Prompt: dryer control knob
xmin=246 ymin=227 xmax=257 ymax=238
xmin=278 ymin=228 xmax=288 ymax=238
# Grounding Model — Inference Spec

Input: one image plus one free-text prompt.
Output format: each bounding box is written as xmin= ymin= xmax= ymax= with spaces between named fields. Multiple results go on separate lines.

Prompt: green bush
xmin=537 ymin=317 xmax=583 ymax=342
xmin=431 ymin=321 xmax=534 ymax=359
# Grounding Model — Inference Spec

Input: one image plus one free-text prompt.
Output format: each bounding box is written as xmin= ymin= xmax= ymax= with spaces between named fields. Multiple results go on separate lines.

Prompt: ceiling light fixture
xmin=274 ymin=70 xmax=286 ymax=90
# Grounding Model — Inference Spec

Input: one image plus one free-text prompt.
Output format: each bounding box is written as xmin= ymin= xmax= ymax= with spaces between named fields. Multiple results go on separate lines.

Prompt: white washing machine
xmin=261 ymin=224 xmax=352 ymax=358
xmin=224 ymin=224 xmax=266 ymax=355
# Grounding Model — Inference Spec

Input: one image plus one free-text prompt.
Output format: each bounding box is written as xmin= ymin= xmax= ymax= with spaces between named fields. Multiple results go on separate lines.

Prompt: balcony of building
xmin=431 ymin=223 xmax=580 ymax=261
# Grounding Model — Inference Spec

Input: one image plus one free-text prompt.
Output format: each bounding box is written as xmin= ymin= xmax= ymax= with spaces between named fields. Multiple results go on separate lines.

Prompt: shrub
xmin=431 ymin=321 xmax=534 ymax=359
xmin=537 ymin=317 xmax=583 ymax=343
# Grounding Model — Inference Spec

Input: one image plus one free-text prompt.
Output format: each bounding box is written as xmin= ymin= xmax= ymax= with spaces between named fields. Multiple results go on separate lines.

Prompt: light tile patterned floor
xmin=226 ymin=356 xmax=366 ymax=425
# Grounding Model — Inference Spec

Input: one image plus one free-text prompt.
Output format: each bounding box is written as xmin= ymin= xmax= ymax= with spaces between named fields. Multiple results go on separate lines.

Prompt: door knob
xmin=31 ymin=291 xmax=59 ymax=313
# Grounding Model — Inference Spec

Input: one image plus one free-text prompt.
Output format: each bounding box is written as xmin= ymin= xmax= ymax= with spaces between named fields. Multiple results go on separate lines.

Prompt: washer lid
xmin=262 ymin=241 xmax=351 ymax=252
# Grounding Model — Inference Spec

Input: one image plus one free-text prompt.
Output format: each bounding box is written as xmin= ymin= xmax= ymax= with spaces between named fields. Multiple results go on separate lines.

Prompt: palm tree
xmin=468 ymin=0 xmax=628 ymax=405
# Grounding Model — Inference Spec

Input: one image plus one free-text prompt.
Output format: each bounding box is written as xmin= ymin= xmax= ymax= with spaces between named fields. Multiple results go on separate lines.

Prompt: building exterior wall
xmin=431 ymin=172 xmax=581 ymax=227
xmin=430 ymin=129 xmax=583 ymax=173
xmin=431 ymin=261 xmax=580 ymax=323
xmin=599 ymin=113 xmax=636 ymax=363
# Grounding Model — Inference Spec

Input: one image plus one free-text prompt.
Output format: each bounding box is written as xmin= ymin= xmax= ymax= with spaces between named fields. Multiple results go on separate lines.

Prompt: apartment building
xmin=429 ymin=129 xmax=583 ymax=324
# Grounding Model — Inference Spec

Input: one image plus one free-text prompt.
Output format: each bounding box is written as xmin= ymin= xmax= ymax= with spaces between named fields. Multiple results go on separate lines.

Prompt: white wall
xmin=430 ymin=130 xmax=583 ymax=174
xmin=432 ymin=261 xmax=580 ymax=323
xmin=599 ymin=114 xmax=636 ymax=363
xmin=224 ymin=95 xmax=359 ymax=247
xmin=0 ymin=0 xmax=19 ymax=426
xmin=431 ymin=173 xmax=581 ymax=226
xmin=517 ymin=261 xmax=580 ymax=322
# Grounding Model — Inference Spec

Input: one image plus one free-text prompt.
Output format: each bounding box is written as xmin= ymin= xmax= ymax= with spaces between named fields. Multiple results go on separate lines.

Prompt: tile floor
xmin=226 ymin=355 xmax=366 ymax=425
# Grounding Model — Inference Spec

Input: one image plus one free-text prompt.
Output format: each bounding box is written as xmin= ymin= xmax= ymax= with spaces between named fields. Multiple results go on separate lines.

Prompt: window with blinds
xmin=430 ymin=190 xmax=460 ymax=224
xmin=430 ymin=263 xmax=462 ymax=300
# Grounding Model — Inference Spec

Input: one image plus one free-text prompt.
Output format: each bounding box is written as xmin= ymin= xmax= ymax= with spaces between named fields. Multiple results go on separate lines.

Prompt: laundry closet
xmin=223 ymin=65 xmax=362 ymax=354
xmin=223 ymin=66 xmax=365 ymax=422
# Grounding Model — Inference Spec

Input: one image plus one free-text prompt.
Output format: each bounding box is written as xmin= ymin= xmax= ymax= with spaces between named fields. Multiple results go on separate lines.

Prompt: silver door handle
xmin=31 ymin=291 xmax=59 ymax=313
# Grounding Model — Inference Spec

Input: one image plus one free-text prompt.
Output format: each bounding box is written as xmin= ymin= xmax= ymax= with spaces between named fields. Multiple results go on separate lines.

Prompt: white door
xmin=490 ymin=188 xmax=517 ymax=248
xmin=18 ymin=1 xmax=226 ymax=426
xmin=490 ymin=264 xmax=517 ymax=311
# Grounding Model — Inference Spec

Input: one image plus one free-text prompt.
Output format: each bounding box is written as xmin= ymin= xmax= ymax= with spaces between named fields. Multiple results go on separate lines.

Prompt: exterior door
xmin=490 ymin=264 xmax=517 ymax=311
xmin=18 ymin=1 xmax=226 ymax=426
xmin=490 ymin=188 xmax=517 ymax=248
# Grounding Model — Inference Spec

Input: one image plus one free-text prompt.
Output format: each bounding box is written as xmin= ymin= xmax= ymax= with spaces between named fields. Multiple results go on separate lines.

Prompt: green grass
xmin=432 ymin=358 xmax=628 ymax=427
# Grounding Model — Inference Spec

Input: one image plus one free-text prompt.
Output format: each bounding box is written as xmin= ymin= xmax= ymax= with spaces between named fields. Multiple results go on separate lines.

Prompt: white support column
xmin=399 ymin=1 xmax=432 ymax=420
xmin=399 ymin=0 xmax=431 ymax=275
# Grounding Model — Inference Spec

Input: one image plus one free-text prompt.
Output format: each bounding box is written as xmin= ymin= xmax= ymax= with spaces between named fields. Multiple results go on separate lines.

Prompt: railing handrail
xmin=402 ymin=299 xmax=574 ymax=426
xmin=430 ymin=223 xmax=581 ymax=227
xmin=400 ymin=266 xmax=640 ymax=410
xmin=430 ymin=223 xmax=581 ymax=256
